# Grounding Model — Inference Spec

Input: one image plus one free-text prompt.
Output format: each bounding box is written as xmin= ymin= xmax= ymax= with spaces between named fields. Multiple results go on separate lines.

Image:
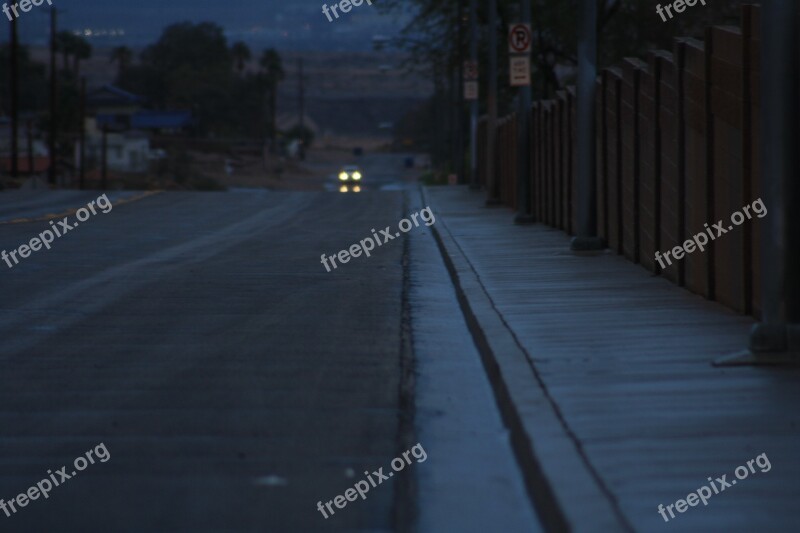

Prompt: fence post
xmin=570 ymin=0 xmax=604 ymax=250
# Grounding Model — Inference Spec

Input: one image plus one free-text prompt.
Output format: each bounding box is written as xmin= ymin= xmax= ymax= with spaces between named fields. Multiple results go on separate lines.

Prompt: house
xmin=130 ymin=110 xmax=194 ymax=135
xmin=87 ymin=85 xmax=146 ymax=130
xmin=0 ymin=117 xmax=50 ymax=176
xmin=78 ymin=117 xmax=150 ymax=173
xmin=79 ymin=85 xmax=193 ymax=173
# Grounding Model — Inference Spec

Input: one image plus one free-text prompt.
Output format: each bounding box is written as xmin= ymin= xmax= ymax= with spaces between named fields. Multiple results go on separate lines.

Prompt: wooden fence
xmin=478 ymin=4 xmax=763 ymax=317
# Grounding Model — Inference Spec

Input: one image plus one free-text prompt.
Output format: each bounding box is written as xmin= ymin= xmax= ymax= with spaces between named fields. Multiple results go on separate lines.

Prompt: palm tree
xmin=109 ymin=45 xmax=132 ymax=82
xmin=259 ymin=49 xmax=284 ymax=145
xmin=56 ymin=31 xmax=75 ymax=72
xmin=231 ymin=41 xmax=251 ymax=74
xmin=55 ymin=32 xmax=92 ymax=77
xmin=72 ymin=37 xmax=92 ymax=78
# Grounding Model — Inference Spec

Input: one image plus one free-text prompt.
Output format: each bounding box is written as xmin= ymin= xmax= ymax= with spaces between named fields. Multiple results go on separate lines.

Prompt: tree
xmin=72 ymin=36 xmax=92 ymax=78
xmin=56 ymin=31 xmax=75 ymax=72
xmin=259 ymin=49 xmax=284 ymax=145
xmin=137 ymin=22 xmax=234 ymax=133
xmin=379 ymin=0 xmax=746 ymax=102
xmin=55 ymin=32 xmax=92 ymax=78
xmin=115 ymin=22 xmax=286 ymax=138
xmin=377 ymin=0 xmax=746 ymax=168
xmin=231 ymin=41 xmax=251 ymax=74
xmin=109 ymin=46 xmax=132 ymax=82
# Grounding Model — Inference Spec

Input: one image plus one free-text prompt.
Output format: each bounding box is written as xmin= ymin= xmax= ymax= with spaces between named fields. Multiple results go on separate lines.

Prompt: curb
xmin=420 ymin=186 xmax=632 ymax=533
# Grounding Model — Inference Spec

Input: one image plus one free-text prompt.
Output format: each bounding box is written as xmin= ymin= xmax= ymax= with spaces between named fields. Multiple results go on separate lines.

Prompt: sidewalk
xmin=424 ymin=185 xmax=800 ymax=532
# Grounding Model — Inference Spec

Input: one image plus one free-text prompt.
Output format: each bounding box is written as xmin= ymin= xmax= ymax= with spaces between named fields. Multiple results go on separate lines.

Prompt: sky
xmin=9 ymin=0 xmax=409 ymax=51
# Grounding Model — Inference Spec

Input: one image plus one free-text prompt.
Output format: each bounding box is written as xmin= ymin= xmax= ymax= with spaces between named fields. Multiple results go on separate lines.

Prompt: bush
xmin=284 ymin=124 xmax=315 ymax=149
xmin=418 ymin=170 xmax=448 ymax=186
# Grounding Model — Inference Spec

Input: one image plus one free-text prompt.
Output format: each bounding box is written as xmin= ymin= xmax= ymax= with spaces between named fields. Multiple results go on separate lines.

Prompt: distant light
xmin=84 ymin=29 xmax=92 ymax=36
xmin=339 ymin=185 xmax=349 ymax=193
xmin=352 ymin=172 xmax=362 ymax=181
xmin=352 ymin=185 xmax=361 ymax=193
xmin=253 ymin=475 xmax=288 ymax=487
xmin=338 ymin=172 xmax=348 ymax=181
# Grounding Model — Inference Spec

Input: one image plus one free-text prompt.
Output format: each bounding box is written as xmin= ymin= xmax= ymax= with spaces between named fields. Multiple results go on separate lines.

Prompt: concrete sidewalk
xmin=424 ymin=185 xmax=800 ymax=533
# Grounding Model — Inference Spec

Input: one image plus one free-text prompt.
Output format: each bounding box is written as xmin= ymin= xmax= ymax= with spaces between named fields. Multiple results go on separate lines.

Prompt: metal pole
xmin=468 ymin=0 xmax=479 ymax=189
xmin=514 ymin=0 xmax=534 ymax=222
xmin=26 ymin=119 xmax=33 ymax=180
xmin=715 ymin=0 xmax=799 ymax=366
xmin=298 ymin=58 xmax=304 ymax=128
xmin=455 ymin=0 xmax=464 ymax=184
xmin=486 ymin=0 xmax=500 ymax=204
xmin=451 ymin=66 xmax=459 ymax=179
xmin=79 ymin=77 xmax=86 ymax=190
xmin=751 ymin=0 xmax=799 ymax=356
xmin=9 ymin=14 xmax=19 ymax=180
xmin=298 ymin=58 xmax=306 ymax=160
xmin=48 ymin=7 xmax=57 ymax=186
xmin=570 ymin=0 xmax=604 ymax=249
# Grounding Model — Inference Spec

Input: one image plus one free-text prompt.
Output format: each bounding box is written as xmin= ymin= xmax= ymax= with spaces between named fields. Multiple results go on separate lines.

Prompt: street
xmin=0 ymin=154 xmax=538 ymax=531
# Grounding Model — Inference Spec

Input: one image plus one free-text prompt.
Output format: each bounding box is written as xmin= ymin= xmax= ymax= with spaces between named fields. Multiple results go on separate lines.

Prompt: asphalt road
xmin=0 ymin=155 xmax=540 ymax=532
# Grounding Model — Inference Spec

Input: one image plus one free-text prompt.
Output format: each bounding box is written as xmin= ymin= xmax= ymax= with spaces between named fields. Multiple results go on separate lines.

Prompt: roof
xmin=131 ymin=111 xmax=193 ymax=129
xmin=0 ymin=155 xmax=50 ymax=173
xmin=87 ymin=85 xmax=146 ymax=106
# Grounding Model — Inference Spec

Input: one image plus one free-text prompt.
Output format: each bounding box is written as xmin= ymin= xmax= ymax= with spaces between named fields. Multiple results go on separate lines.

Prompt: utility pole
xmin=297 ymin=58 xmax=305 ymax=129
xmin=26 ymin=120 xmax=34 ymax=180
xmin=486 ymin=0 xmax=500 ymax=204
xmin=9 ymin=13 xmax=19 ymax=180
xmin=468 ymin=0 xmax=479 ymax=189
xmin=570 ymin=0 xmax=604 ymax=248
xmin=79 ymin=77 xmax=86 ymax=189
xmin=100 ymin=124 xmax=108 ymax=190
xmin=48 ymin=6 xmax=57 ymax=186
xmin=514 ymin=0 xmax=534 ymax=222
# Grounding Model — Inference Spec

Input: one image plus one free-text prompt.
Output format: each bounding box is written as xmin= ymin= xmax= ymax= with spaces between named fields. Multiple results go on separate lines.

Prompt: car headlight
xmin=352 ymin=171 xmax=362 ymax=181
xmin=339 ymin=172 xmax=349 ymax=181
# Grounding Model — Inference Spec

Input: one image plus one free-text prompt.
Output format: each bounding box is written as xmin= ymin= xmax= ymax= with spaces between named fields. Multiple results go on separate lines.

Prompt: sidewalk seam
xmin=421 ymin=186 xmax=633 ymax=533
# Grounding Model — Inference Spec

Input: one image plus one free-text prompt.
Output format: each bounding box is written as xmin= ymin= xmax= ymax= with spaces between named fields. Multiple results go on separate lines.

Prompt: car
xmin=338 ymin=165 xmax=363 ymax=183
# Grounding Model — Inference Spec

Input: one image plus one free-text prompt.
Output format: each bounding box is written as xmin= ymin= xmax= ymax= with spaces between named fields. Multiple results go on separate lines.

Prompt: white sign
xmin=464 ymin=60 xmax=479 ymax=81
xmin=508 ymin=23 xmax=532 ymax=54
xmin=464 ymin=81 xmax=479 ymax=100
xmin=510 ymin=56 xmax=531 ymax=87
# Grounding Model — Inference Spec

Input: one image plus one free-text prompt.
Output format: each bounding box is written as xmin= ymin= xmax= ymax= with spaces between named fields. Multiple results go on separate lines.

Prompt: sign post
xmin=508 ymin=23 xmax=532 ymax=87
xmin=464 ymin=60 xmax=479 ymax=101
xmin=508 ymin=16 xmax=534 ymax=223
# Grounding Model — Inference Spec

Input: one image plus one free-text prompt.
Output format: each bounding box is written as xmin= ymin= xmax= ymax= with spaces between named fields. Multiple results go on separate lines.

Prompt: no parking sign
xmin=508 ymin=23 xmax=532 ymax=54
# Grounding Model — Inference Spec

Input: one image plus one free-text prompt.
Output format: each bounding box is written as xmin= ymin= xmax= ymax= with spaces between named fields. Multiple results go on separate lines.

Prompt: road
xmin=0 ymin=154 xmax=539 ymax=532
